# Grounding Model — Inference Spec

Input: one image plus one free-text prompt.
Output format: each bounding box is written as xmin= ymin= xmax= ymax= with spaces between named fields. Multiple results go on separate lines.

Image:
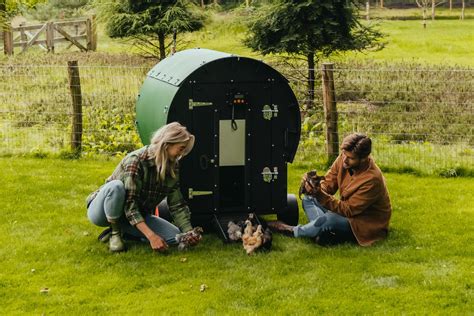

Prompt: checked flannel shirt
xmin=88 ymin=146 xmax=193 ymax=232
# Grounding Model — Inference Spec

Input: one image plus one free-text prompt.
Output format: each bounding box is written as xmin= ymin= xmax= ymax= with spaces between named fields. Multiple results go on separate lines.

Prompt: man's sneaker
xmin=98 ymin=228 xmax=112 ymax=243
xmin=267 ymin=220 xmax=295 ymax=237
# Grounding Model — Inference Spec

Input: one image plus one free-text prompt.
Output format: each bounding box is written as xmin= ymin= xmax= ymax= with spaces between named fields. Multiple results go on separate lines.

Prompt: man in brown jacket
xmin=269 ymin=133 xmax=392 ymax=246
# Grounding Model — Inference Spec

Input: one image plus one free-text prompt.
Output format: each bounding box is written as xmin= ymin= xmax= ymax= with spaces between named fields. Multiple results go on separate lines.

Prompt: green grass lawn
xmin=343 ymin=19 xmax=474 ymax=66
xmin=1 ymin=157 xmax=473 ymax=314
xmin=2 ymin=8 xmax=473 ymax=67
xmin=91 ymin=9 xmax=474 ymax=67
xmin=29 ymin=8 xmax=469 ymax=66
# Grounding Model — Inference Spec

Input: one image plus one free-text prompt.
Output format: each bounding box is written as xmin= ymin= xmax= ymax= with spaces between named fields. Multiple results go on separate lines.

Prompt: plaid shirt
xmin=89 ymin=146 xmax=192 ymax=232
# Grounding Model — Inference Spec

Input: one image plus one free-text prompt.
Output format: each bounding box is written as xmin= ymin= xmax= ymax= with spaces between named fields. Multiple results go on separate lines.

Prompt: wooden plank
xmin=54 ymin=20 xmax=87 ymax=27
xmin=23 ymin=23 xmax=47 ymax=51
xmin=53 ymin=23 xmax=87 ymax=51
xmin=55 ymin=35 xmax=87 ymax=42
xmin=14 ymin=35 xmax=87 ymax=47
xmin=12 ymin=24 xmax=45 ymax=31
xmin=14 ymin=39 xmax=46 ymax=47
xmin=67 ymin=30 xmax=86 ymax=50
xmin=25 ymin=30 xmax=47 ymax=50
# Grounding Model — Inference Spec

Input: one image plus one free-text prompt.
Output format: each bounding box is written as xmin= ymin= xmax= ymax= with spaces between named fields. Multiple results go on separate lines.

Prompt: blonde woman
xmin=86 ymin=122 xmax=201 ymax=252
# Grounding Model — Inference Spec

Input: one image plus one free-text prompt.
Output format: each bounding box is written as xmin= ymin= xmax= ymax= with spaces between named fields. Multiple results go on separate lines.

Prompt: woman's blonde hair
xmin=149 ymin=122 xmax=195 ymax=181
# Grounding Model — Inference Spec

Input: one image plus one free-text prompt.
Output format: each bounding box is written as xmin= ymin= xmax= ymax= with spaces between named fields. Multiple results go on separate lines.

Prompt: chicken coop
xmin=135 ymin=48 xmax=301 ymax=240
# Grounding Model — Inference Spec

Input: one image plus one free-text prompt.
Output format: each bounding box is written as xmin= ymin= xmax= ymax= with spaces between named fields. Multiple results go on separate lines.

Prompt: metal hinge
xmin=188 ymin=188 xmax=213 ymax=199
xmin=262 ymin=104 xmax=279 ymax=120
xmin=189 ymin=99 xmax=213 ymax=110
xmin=261 ymin=167 xmax=279 ymax=183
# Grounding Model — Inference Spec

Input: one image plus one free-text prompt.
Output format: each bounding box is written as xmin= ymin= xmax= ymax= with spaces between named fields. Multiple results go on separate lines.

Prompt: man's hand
xmin=302 ymin=174 xmax=321 ymax=196
xmin=148 ymin=233 xmax=169 ymax=252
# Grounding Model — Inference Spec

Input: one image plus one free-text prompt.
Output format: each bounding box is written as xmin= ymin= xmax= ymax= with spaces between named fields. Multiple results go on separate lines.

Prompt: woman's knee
xmin=105 ymin=180 xmax=125 ymax=198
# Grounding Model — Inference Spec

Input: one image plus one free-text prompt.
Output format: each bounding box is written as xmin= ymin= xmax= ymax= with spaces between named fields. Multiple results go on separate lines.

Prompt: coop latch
xmin=189 ymin=99 xmax=213 ymax=110
xmin=261 ymin=167 xmax=279 ymax=183
xmin=262 ymin=104 xmax=279 ymax=120
xmin=188 ymin=188 xmax=213 ymax=199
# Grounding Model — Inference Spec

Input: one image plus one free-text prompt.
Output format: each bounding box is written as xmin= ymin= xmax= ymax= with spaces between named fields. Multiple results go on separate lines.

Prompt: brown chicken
xmin=242 ymin=220 xmax=263 ymax=255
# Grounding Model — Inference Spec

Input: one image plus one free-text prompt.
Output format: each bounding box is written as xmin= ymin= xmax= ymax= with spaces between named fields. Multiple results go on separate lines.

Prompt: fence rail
xmin=0 ymin=62 xmax=472 ymax=176
xmin=2 ymin=17 xmax=97 ymax=55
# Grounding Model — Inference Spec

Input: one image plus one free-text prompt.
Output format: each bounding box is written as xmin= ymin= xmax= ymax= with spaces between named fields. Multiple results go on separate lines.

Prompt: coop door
xmin=186 ymin=84 xmax=219 ymax=214
xmin=244 ymin=82 xmax=287 ymax=213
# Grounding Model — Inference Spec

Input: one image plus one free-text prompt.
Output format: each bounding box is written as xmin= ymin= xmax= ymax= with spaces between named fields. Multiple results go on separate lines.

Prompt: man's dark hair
xmin=341 ymin=133 xmax=372 ymax=158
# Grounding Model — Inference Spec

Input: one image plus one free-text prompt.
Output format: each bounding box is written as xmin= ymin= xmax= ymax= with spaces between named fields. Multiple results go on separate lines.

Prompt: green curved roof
xmin=147 ymin=48 xmax=233 ymax=87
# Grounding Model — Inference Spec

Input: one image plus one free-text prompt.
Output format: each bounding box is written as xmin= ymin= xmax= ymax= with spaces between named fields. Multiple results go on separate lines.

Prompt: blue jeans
xmin=87 ymin=180 xmax=180 ymax=245
xmin=294 ymin=195 xmax=356 ymax=245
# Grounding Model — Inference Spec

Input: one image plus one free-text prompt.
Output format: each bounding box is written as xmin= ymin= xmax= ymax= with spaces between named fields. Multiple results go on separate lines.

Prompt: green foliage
xmin=93 ymin=0 xmax=206 ymax=59
xmin=4 ymin=0 xmax=47 ymax=16
xmin=82 ymin=106 xmax=141 ymax=156
xmin=244 ymin=0 xmax=384 ymax=57
xmin=26 ymin=0 xmax=90 ymax=21
xmin=244 ymin=0 xmax=384 ymax=110
xmin=0 ymin=157 xmax=473 ymax=313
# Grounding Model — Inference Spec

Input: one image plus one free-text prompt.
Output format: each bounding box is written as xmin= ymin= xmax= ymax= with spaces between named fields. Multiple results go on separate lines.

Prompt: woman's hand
xmin=185 ymin=234 xmax=201 ymax=246
xmin=148 ymin=233 xmax=169 ymax=252
xmin=135 ymin=221 xmax=168 ymax=252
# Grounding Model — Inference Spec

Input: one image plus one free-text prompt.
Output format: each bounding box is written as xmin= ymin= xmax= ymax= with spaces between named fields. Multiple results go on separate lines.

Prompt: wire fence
xmin=0 ymin=63 xmax=472 ymax=176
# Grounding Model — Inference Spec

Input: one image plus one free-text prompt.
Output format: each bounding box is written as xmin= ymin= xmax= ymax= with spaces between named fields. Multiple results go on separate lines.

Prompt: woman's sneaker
xmin=97 ymin=228 xmax=112 ymax=243
xmin=109 ymin=231 xmax=125 ymax=252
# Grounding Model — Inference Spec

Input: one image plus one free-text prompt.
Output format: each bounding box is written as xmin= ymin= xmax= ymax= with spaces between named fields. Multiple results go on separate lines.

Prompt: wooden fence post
xmin=86 ymin=15 xmax=97 ymax=51
xmin=3 ymin=24 xmax=13 ymax=55
xmin=67 ymin=60 xmax=83 ymax=153
xmin=321 ymin=63 xmax=339 ymax=164
xmin=19 ymin=24 xmax=27 ymax=51
xmin=46 ymin=21 xmax=54 ymax=53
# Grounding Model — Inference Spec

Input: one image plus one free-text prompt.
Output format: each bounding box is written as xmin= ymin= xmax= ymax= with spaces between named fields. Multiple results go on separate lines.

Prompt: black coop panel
xmin=136 ymin=48 xmax=301 ymax=238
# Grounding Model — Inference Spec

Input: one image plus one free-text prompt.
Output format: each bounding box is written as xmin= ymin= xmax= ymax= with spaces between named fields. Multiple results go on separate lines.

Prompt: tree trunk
xmin=321 ymin=63 xmax=339 ymax=164
xmin=431 ymin=0 xmax=435 ymax=20
xmin=201 ymin=0 xmax=205 ymax=8
xmin=305 ymin=52 xmax=315 ymax=113
xmin=366 ymin=1 xmax=370 ymax=21
xmin=380 ymin=0 xmax=384 ymax=8
xmin=449 ymin=0 xmax=452 ymax=11
xmin=423 ymin=6 xmax=427 ymax=28
xmin=461 ymin=0 xmax=465 ymax=20
xmin=171 ymin=29 xmax=177 ymax=55
xmin=158 ymin=33 xmax=166 ymax=60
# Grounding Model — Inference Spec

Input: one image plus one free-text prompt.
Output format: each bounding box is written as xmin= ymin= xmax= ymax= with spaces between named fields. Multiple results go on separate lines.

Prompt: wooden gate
xmin=2 ymin=16 xmax=97 ymax=55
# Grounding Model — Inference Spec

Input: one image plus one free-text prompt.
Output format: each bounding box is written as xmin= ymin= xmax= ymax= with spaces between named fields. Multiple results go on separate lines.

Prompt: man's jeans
xmin=294 ymin=195 xmax=356 ymax=245
xmin=87 ymin=180 xmax=180 ymax=244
